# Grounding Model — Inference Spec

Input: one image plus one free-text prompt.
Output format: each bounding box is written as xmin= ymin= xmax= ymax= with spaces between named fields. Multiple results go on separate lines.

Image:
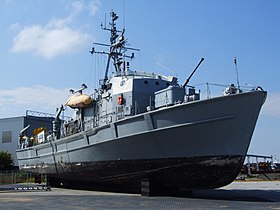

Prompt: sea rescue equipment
xmin=65 ymin=94 xmax=93 ymax=109
xmin=118 ymin=94 xmax=124 ymax=105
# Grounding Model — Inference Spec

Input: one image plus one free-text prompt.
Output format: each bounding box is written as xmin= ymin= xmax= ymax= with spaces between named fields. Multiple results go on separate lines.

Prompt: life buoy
xmin=118 ymin=94 xmax=124 ymax=105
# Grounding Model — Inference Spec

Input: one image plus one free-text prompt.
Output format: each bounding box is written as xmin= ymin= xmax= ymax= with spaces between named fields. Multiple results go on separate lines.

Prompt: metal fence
xmin=0 ymin=170 xmax=47 ymax=185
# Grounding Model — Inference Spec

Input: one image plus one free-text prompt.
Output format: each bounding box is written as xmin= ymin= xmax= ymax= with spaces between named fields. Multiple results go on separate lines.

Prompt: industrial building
xmin=0 ymin=110 xmax=54 ymax=166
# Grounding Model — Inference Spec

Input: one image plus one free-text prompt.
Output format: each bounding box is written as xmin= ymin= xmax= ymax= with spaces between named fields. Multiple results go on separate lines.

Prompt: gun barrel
xmin=183 ymin=57 xmax=204 ymax=88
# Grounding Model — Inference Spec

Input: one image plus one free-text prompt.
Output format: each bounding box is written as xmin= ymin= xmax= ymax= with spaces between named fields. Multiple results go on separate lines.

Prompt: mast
xmin=90 ymin=10 xmax=139 ymax=90
xmin=103 ymin=11 xmax=120 ymax=85
xmin=233 ymin=57 xmax=240 ymax=90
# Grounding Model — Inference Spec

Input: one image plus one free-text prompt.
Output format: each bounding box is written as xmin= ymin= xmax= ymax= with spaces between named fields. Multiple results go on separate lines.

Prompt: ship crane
xmin=53 ymin=104 xmax=64 ymax=140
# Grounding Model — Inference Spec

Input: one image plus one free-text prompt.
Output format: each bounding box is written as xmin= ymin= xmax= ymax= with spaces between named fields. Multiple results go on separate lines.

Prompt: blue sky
xmin=0 ymin=0 xmax=279 ymax=159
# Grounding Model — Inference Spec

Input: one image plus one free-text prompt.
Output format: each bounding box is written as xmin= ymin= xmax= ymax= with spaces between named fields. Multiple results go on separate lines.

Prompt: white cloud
xmin=11 ymin=25 xmax=90 ymax=59
xmin=88 ymin=0 xmax=101 ymax=16
xmin=0 ymin=86 xmax=70 ymax=117
xmin=11 ymin=23 xmax=90 ymax=59
xmin=10 ymin=1 xmax=92 ymax=59
xmin=71 ymin=1 xmax=84 ymax=16
xmin=261 ymin=92 xmax=280 ymax=118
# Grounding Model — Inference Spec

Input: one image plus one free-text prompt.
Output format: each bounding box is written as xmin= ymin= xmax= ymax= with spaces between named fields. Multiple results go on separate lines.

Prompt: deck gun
xmin=183 ymin=57 xmax=204 ymax=88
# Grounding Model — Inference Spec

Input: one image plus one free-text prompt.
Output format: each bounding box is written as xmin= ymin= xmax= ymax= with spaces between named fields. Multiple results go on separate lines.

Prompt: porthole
xmin=144 ymin=80 xmax=148 ymax=84
xmin=155 ymin=81 xmax=159 ymax=85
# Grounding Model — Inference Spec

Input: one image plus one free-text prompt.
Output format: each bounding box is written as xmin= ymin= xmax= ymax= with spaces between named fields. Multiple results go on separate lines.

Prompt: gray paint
xmin=15 ymin=11 xmax=267 ymax=191
xmin=0 ymin=115 xmax=54 ymax=166
xmin=0 ymin=117 xmax=24 ymax=166
xmin=17 ymin=91 xmax=266 ymax=169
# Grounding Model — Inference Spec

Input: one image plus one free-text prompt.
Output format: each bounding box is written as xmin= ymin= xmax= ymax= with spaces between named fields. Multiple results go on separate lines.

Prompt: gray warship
xmin=16 ymin=11 xmax=267 ymax=195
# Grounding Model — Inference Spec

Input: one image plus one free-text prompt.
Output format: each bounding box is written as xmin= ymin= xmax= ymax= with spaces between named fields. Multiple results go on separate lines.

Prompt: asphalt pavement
xmin=0 ymin=181 xmax=279 ymax=209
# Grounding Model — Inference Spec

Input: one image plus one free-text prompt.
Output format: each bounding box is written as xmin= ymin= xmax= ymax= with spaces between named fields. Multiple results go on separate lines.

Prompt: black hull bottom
xmin=28 ymin=155 xmax=244 ymax=194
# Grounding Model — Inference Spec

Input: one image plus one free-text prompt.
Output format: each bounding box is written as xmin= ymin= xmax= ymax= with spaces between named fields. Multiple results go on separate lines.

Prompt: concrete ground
xmin=0 ymin=181 xmax=279 ymax=209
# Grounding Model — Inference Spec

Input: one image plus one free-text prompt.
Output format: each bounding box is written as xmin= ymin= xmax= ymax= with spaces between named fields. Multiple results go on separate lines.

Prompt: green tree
xmin=0 ymin=151 xmax=14 ymax=170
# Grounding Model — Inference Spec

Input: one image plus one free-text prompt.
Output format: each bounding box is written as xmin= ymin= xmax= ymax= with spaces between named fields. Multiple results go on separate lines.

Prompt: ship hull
xmin=44 ymin=155 xmax=243 ymax=193
xmin=16 ymin=90 xmax=266 ymax=193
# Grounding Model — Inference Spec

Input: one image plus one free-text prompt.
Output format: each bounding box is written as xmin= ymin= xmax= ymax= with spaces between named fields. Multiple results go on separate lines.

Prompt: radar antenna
xmin=90 ymin=10 xmax=139 ymax=90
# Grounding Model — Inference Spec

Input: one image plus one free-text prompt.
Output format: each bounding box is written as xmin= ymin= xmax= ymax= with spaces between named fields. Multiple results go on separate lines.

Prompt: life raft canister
xmin=65 ymin=94 xmax=93 ymax=109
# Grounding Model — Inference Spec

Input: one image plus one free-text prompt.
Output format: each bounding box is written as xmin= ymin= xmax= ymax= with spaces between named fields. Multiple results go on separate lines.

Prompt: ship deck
xmin=1 ymin=181 xmax=279 ymax=209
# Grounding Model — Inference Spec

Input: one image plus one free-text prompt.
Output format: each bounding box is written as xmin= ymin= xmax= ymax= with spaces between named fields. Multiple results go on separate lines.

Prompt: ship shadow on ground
xmin=50 ymin=183 xmax=280 ymax=203
xmin=186 ymin=189 xmax=280 ymax=202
